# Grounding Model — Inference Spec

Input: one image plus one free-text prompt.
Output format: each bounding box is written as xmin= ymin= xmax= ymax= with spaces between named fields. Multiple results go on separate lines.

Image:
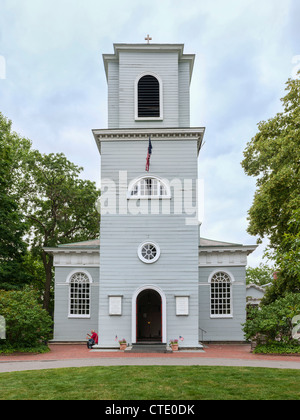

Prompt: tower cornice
xmin=92 ymin=127 xmax=205 ymax=155
xmin=103 ymin=43 xmax=195 ymax=82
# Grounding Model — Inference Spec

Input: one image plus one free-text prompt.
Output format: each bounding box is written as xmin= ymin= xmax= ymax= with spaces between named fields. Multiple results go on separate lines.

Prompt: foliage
xmin=0 ymin=286 xmax=53 ymax=350
xmin=278 ymin=209 xmax=300 ymax=279
xmin=253 ymin=341 xmax=300 ymax=355
xmin=263 ymin=209 xmax=300 ymax=304
xmin=0 ymin=112 xmax=100 ymax=312
xmin=241 ymin=74 xmax=300 ymax=250
xmin=243 ymin=293 xmax=300 ymax=343
xmin=118 ymin=338 xmax=126 ymax=344
xmin=19 ymin=150 xmax=100 ymax=312
xmin=246 ymin=263 xmax=274 ymax=286
xmin=0 ymin=113 xmax=31 ymax=289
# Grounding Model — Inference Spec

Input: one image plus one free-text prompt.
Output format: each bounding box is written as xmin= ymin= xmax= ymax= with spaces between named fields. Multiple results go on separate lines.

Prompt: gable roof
xmin=199 ymin=237 xmax=242 ymax=247
xmin=44 ymin=237 xmax=256 ymax=255
xmin=199 ymin=237 xmax=257 ymax=255
xmin=57 ymin=239 xmax=100 ymax=248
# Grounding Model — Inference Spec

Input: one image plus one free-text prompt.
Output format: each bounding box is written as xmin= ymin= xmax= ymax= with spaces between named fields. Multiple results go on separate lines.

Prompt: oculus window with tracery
xmin=138 ymin=241 xmax=160 ymax=264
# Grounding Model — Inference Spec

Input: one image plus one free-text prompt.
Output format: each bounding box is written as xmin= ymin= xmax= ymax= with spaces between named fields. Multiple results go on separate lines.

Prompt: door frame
xmin=132 ymin=285 xmax=167 ymax=344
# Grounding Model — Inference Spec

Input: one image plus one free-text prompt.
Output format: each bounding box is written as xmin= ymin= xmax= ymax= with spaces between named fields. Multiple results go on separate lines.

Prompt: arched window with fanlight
xmin=209 ymin=271 xmax=233 ymax=318
xmin=135 ymin=73 xmax=163 ymax=120
xmin=127 ymin=176 xmax=170 ymax=199
xmin=67 ymin=271 xmax=92 ymax=318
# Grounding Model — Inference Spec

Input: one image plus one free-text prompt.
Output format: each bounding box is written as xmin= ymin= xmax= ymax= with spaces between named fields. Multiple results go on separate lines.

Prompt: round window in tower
xmin=138 ymin=241 xmax=160 ymax=264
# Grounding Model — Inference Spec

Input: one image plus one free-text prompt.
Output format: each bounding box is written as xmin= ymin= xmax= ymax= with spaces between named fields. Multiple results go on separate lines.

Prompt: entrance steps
xmin=129 ymin=342 xmax=172 ymax=353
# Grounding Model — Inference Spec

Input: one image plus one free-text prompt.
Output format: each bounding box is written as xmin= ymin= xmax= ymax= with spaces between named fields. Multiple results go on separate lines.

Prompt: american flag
xmin=115 ymin=335 xmax=118 ymax=341
xmin=179 ymin=336 xmax=184 ymax=341
xmin=145 ymin=136 xmax=152 ymax=172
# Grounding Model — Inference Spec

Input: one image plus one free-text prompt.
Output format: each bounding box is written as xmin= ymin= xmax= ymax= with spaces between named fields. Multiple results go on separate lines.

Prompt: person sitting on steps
xmin=86 ymin=330 xmax=98 ymax=348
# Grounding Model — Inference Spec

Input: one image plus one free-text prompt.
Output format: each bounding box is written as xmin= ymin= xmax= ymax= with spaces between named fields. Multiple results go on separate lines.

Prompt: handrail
xmin=199 ymin=326 xmax=207 ymax=342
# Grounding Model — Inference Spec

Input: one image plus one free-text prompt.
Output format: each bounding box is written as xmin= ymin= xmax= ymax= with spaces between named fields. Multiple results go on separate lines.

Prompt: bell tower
xmin=102 ymin=42 xmax=196 ymax=129
xmin=93 ymin=40 xmax=205 ymax=348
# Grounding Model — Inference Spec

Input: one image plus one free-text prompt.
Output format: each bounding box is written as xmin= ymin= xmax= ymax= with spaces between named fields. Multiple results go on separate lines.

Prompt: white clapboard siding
xmin=53 ymin=267 xmax=100 ymax=342
xmin=119 ymin=52 xmax=178 ymax=128
xmin=107 ymin=61 xmax=119 ymax=128
xmin=98 ymin=136 xmax=200 ymax=347
xmin=198 ymin=266 xmax=247 ymax=342
xmin=178 ymin=61 xmax=191 ymax=127
xmin=106 ymin=48 xmax=192 ymax=129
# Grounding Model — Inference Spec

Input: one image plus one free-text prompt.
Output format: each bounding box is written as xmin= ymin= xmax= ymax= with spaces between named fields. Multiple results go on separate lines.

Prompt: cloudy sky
xmin=0 ymin=0 xmax=299 ymax=267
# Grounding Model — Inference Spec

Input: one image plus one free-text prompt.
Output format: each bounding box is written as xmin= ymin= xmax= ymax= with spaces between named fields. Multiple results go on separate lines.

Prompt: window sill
xmin=135 ymin=117 xmax=163 ymax=121
xmin=127 ymin=196 xmax=171 ymax=200
xmin=210 ymin=315 xmax=233 ymax=319
xmin=68 ymin=315 xmax=91 ymax=319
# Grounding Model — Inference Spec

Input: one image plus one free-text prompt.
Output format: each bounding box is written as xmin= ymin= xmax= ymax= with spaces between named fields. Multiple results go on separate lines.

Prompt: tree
xmin=0 ymin=113 xmax=31 ymax=289
xmin=246 ymin=263 xmax=274 ymax=286
xmin=0 ymin=112 xmax=100 ymax=312
xmin=276 ymin=209 xmax=300 ymax=280
xmin=241 ymin=74 xmax=300 ymax=250
xmin=19 ymin=150 xmax=100 ymax=313
xmin=262 ymin=209 xmax=300 ymax=304
xmin=0 ymin=286 xmax=53 ymax=349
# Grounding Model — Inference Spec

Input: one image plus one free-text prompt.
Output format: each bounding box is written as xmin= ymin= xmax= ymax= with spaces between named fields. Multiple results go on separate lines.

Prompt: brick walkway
xmin=1 ymin=343 xmax=300 ymax=363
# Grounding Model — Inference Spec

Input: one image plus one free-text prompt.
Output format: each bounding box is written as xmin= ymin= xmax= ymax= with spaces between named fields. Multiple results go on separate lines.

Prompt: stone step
xmin=129 ymin=343 xmax=172 ymax=353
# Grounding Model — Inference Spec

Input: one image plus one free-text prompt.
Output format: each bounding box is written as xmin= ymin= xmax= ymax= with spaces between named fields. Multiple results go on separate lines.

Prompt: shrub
xmin=253 ymin=340 xmax=300 ymax=354
xmin=243 ymin=293 xmax=300 ymax=344
xmin=0 ymin=286 xmax=53 ymax=351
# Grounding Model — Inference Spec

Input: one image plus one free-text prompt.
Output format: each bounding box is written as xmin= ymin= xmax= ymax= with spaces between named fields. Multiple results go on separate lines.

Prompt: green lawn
xmin=0 ymin=366 xmax=299 ymax=400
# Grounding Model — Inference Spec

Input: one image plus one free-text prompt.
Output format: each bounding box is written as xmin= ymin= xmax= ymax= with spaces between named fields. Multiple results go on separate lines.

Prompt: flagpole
xmin=145 ymin=135 xmax=152 ymax=172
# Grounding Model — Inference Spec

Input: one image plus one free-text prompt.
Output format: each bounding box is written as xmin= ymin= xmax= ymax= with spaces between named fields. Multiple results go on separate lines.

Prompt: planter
xmin=171 ymin=344 xmax=178 ymax=351
xmin=119 ymin=343 xmax=127 ymax=350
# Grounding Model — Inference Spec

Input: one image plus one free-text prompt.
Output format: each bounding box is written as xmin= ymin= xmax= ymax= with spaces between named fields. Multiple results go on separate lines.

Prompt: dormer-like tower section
xmin=103 ymin=44 xmax=195 ymax=129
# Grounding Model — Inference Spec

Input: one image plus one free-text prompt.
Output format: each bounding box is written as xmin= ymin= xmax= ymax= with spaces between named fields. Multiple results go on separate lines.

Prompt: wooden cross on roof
xmin=145 ymin=34 xmax=152 ymax=44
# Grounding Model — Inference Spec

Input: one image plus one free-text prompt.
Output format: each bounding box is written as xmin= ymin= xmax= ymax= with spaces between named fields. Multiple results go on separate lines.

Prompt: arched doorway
xmin=136 ymin=289 xmax=162 ymax=342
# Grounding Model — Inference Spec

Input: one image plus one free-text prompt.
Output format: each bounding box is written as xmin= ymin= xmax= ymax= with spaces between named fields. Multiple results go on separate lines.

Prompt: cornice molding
xmin=103 ymin=43 xmax=195 ymax=82
xmin=92 ymin=127 xmax=205 ymax=154
xmin=198 ymin=247 xmax=256 ymax=267
xmin=199 ymin=245 xmax=257 ymax=255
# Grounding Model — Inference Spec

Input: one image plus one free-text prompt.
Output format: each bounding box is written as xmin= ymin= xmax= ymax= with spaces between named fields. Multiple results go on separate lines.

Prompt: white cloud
xmin=0 ymin=0 xmax=298 ymax=267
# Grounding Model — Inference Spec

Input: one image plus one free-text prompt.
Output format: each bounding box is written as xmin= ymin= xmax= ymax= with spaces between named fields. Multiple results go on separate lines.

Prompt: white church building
xmin=46 ymin=41 xmax=257 ymax=348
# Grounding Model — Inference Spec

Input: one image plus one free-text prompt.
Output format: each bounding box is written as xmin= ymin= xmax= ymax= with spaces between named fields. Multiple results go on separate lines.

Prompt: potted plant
xmin=169 ymin=339 xmax=179 ymax=351
xmin=119 ymin=338 xmax=127 ymax=350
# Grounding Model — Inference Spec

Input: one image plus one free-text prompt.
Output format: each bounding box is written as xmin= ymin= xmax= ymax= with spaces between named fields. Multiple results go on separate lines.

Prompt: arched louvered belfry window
xmin=137 ymin=74 xmax=160 ymax=118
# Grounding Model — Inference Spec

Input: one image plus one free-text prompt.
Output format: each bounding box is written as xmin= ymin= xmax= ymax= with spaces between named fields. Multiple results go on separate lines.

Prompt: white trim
xmin=127 ymin=175 xmax=171 ymax=199
xmin=208 ymin=269 xmax=234 ymax=319
xmin=137 ymin=241 xmax=161 ymax=264
xmin=66 ymin=270 xmax=93 ymax=319
xmin=208 ymin=269 xmax=235 ymax=283
xmin=66 ymin=269 xmax=93 ymax=284
xmin=92 ymin=127 xmax=205 ymax=155
xmin=131 ymin=285 xmax=167 ymax=344
xmin=134 ymin=72 xmax=163 ymax=121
